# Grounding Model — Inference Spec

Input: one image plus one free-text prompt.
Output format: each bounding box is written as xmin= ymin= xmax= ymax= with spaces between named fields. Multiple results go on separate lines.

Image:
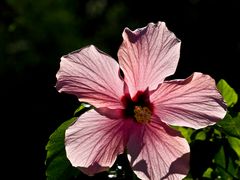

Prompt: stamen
xmin=134 ymin=106 xmax=152 ymax=124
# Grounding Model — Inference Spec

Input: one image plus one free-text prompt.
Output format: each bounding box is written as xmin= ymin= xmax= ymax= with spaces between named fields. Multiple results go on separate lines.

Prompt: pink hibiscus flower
xmin=56 ymin=21 xmax=226 ymax=180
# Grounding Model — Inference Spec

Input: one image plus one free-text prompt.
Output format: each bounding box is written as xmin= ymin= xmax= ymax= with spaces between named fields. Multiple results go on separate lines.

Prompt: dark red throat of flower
xmin=121 ymin=90 xmax=153 ymax=124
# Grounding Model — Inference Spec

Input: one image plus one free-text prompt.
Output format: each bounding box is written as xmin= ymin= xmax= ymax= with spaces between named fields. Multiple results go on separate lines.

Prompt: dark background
xmin=1 ymin=0 xmax=239 ymax=179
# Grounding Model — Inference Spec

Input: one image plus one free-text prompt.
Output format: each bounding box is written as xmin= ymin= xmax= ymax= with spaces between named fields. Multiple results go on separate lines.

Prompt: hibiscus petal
xmin=65 ymin=110 xmax=133 ymax=175
xmin=56 ymin=45 xmax=124 ymax=109
xmin=127 ymin=116 xmax=190 ymax=180
xmin=118 ymin=21 xmax=181 ymax=97
xmin=151 ymin=72 xmax=227 ymax=129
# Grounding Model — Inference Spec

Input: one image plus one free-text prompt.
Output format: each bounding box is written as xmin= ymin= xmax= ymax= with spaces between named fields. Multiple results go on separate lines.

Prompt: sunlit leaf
xmin=46 ymin=150 xmax=80 ymax=180
xmin=222 ymin=138 xmax=239 ymax=179
xmin=45 ymin=117 xmax=80 ymax=180
xmin=217 ymin=113 xmax=240 ymax=139
xmin=74 ymin=103 xmax=91 ymax=116
xmin=195 ymin=131 xmax=206 ymax=141
xmin=74 ymin=104 xmax=85 ymax=115
xmin=217 ymin=79 xmax=238 ymax=107
xmin=172 ymin=126 xmax=193 ymax=143
xmin=213 ymin=129 xmax=222 ymax=138
xmin=45 ymin=117 xmax=76 ymax=161
xmin=203 ymin=168 xmax=213 ymax=178
xmin=228 ymin=136 xmax=240 ymax=158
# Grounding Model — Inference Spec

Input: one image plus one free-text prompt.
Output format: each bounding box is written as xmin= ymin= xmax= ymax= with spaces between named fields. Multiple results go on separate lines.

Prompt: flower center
xmin=121 ymin=90 xmax=154 ymax=124
xmin=134 ymin=106 xmax=152 ymax=124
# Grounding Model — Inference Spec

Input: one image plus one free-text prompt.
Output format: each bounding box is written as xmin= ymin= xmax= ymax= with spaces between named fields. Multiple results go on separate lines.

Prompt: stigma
xmin=134 ymin=106 xmax=152 ymax=124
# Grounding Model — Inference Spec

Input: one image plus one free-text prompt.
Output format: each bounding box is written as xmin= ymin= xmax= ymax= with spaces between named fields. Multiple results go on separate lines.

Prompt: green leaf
xmin=217 ymin=113 xmax=240 ymax=139
xmin=224 ymin=137 xmax=240 ymax=178
xmin=214 ymin=146 xmax=226 ymax=169
xmin=45 ymin=117 xmax=80 ymax=180
xmin=195 ymin=130 xmax=207 ymax=141
xmin=45 ymin=104 xmax=91 ymax=179
xmin=74 ymin=103 xmax=91 ymax=117
xmin=213 ymin=138 xmax=240 ymax=179
xmin=172 ymin=126 xmax=193 ymax=143
xmin=45 ymin=117 xmax=76 ymax=161
xmin=217 ymin=79 xmax=238 ymax=107
xmin=228 ymin=136 xmax=240 ymax=158
xmin=46 ymin=150 xmax=80 ymax=180
xmin=74 ymin=103 xmax=89 ymax=115
xmin=213 ymin=146 xmax=235 ymax=179
xmin=203 ymin=168 xmax=213 ymax=178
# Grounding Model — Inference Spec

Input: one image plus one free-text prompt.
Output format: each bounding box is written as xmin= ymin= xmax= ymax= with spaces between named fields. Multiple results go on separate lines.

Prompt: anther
xmin=134 ymin=106 xmax=152 ymax=124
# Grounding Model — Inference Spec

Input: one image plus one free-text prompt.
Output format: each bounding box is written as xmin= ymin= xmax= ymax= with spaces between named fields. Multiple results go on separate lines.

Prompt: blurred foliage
xmin=46 ymin=79 xmax=240 ymax=180
xmin=0 ymin=0 xmax=135 ymax=75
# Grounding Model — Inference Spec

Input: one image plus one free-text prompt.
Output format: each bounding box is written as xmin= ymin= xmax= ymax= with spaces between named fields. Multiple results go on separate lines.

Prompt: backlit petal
xmin=118 ymin=21 xmax=180 ymax=97
xmin=151 ymin=72 xmax=227 ymax=129
xmin=127 ymin=116 xmax=190 ymax=180
xmin=65 ymin=110 xmax=133 ymax=175
xmin=56 ymin=45 xmax=124 ymax=108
